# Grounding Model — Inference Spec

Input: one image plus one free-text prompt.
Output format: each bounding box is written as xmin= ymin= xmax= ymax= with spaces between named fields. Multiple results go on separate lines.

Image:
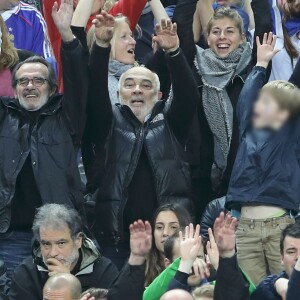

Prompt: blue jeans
xmin=0 ymin=231 xmax=33 ymax=278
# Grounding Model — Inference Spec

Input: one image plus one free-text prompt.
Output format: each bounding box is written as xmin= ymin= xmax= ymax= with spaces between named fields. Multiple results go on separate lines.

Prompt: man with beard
xmin=9 ymin=204 xmax=151 ymax=300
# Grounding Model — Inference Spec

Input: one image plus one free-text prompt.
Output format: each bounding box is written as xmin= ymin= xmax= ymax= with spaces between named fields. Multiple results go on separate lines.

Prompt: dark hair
xmin=32 ymin=204 xmax=83 ymax=241
xmin=164 ymin=235 xmax=178 ymax=262
xmin=81 ymin=288 xmax=109 ymax=300
xmin=145 ymin=203 xmax=193 ymax=285
xmin=280 ymin=223 xmax=300 ymax=254
xmin=12 ymin=55 xmax=58 ymax=92
xmin=282 ymin=1 xmax=300 ymax=60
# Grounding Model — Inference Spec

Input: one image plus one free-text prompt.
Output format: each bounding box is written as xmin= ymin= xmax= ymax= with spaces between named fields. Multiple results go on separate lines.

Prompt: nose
xmin=133 ymin=84 xmax=142 ymax=94
xmin=49 ymin=245 xmax=59 ymax=257
xmin=129 ymin=36 xmax=136 ymax=45
xmin=163 ymin=227 xmax=170 ymax=237
xmin=220 ymin=31 xmax=225 ymax=39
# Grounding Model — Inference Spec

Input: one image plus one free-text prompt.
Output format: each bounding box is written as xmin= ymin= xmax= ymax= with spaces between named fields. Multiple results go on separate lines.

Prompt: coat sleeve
xmin=86 ymin=44 xmax=113 ymax=145
xmin=166 ymin=49 xmax=199 ymax=145
xmin=107 ymin=264 xmax=146 ymax=300
xmin=286 ymin=269 xmax=300 ymax=300
xmin=236 ymin=66 xmax=267 ymax=137
xmin=108 ymin=0 xmax=147 ymax=31
xmin=8 ymin=261 xmax=43 ymax=300
xmin=214 ymin=255 xmax=250 ymax=300
xmin=166 ymin=271 xmax=190 ymax=292
xmin=61 ymin=38 xmax=89 ymax=146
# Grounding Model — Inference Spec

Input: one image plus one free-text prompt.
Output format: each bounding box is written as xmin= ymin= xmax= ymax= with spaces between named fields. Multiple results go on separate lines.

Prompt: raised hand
xmin=128 ymin=220 xmax=152 ymax=265
xmin=46 ymin=258 xmax=71 ymax=277
xmin=52 ymin=0 xmax=74 ymax=42
xmin=256 ymin=32 xmax=280 ymax=68
xmin=92 ymin=11 xmax=115 ymax=47
xmin=80 ymin=293 xmax=95 ymax=300
xmin=153 ymin=19 xmax=179 ymax=53
xmin=206 ymin=228 xmax=219 ymax=270
xmin=213 ymin=212 xmax=238 ymax=258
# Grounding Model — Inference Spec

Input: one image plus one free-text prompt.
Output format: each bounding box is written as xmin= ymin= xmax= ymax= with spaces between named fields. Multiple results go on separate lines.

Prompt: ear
xmin=50 ymin=87 xmax=57 ymax=97
xmin=281 ymin=255 xmax=284 ymax=266
xmin=240 ymin=33 xmax=245 ymax=44
xmin=158 ymin=91 xmax=163 ymax=101
xmin=13 ymin=89 xmax=17 ymax=99
xmin=164 ymin=258 xmax=171 ymax=268
xmin=206 ymin=33 xmax=211 ymax=46
xmin=75 ymin=233 xmax=83 ymax=249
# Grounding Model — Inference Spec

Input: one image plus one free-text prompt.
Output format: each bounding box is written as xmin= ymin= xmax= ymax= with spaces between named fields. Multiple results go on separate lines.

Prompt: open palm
xmin=92 ymin=12 xmax=115 ymax=44
xmin=256 ymin=32 xmax=280 ymax=65
xmin=52 ymin=0 xmax=74 ymax=33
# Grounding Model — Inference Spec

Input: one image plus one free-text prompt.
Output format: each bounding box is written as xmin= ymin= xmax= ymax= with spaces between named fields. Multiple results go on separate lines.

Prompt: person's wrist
xmin=178 ymin=258 xmax=194 ymax=274
xmin=164 ymin=46 xmax=179 ymax=53
xmin=60 ymin=29 xmax=75 ymax=43
xmin=256 ymin=61 xmax=268 ymax=69
xmin=128 ymin=253 xmax=146 ymax=266
xmin=219 ymin=249 xmax=235 ymax=258
xmin=95 ymin=39 xmax=111 ymax=48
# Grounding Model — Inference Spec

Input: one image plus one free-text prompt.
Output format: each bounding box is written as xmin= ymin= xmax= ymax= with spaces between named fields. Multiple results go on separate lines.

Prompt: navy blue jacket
xmin=287 ymin=268 xmax=300 ymax=300
xmin=226 ymin=66 xmax=300 ymax=213
xmin=251 ymin=271 xmax=288 ymax=300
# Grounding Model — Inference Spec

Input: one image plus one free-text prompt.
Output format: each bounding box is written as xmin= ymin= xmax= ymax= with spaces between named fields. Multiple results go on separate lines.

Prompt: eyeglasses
xmin=16 ymin=77 xmax=48 ymax=87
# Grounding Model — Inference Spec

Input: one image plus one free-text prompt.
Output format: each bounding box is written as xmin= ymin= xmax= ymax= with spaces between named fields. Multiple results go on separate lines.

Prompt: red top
xmin=0 ymin=68 xmax=14 ymax=97
xmin=43 ymin=0 xmax=147 ymax=92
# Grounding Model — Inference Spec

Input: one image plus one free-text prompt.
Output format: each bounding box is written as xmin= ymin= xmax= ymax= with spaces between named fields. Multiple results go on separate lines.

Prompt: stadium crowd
xmin=0 ymin=0 xmax=300 ymax=299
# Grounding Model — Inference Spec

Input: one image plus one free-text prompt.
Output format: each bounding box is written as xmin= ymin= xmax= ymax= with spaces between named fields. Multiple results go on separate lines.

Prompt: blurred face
xmin=39 ymin=227 xmax=82 ymax=272
xmin=281 ymin=236 xmax=300 ymax=277
xmin=113 ymin=22 xmax=136 ymax=65
xmin=281 ymin=0 xmax=300 ymax=18
xmin=14 ymin=63 xmax=54 ymax=111
xmin=253 ymin=91 xmax=289 ymax=129
xmin=118 ymin=67 xmax=162 ymax=123
xmin=154 ymin=211 xmax=180 ymax=253
xmin=207 ymin=17 xmax=244 ymax=58
xmin=43 ymin=287 xmax=73 ymax=300
xmin=0 ymin=0 xmax=18 ymax=11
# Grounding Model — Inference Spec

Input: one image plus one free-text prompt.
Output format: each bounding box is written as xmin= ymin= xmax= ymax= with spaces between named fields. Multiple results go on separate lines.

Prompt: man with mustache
xmin=0 ymin=0 xmax=88 ymax=277
xmin=9 ymin=204 xmax=151 ymax=300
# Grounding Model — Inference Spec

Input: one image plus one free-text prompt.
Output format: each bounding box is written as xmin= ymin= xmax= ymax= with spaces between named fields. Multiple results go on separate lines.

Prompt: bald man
xmin=85 ymin=12 xmax=199 ymax=268
xmin=43 ymin=273 xmax=82 ymax=300
xmin=160 ymin=289 xmax=194 ymax=300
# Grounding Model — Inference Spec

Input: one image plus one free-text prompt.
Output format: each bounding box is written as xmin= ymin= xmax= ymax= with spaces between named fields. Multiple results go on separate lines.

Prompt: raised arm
xmin=87 ymin=12 xmax=114 ymax=144
xmin=71 ymin=0 xmax=94 ymax=28
xmin=237 ymin=33 xmax=279 ymax=137
xmin=149 ymin=0 xmax=169 ymax=25
xmin=153 ymin=19 xmax=199 ymax=145
xmin=197 ymin=0 xmax=214 ymax=35
xmin=213 ymin=213 xmax=251 ymax=300
xmin=52 ymin=0 xmax=89 ymax=145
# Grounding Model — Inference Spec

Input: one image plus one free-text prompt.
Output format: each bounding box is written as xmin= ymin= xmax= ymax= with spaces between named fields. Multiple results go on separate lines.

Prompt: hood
xmin=32 ymin=235 xmax=101 ymax=276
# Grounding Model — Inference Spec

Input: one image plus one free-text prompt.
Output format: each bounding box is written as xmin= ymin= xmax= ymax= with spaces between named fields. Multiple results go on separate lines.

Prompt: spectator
xmin=226 ymin=32 xmax=300 ymax=285
xmin=270 ymin=0 xmax=300 ymax=81
xmin=146 ymin=204 xmax=193 ymax=286
xmin=0 ymin=1 xmax=55 ymax=67
xmin=173 ymin=0 xmax=272 ymax=220
xmin=43 ymin=273 xmax=82 ymax=300
xmin=0 ymin=15 xmax=33 ymax=97
xmin=251 ymin=223 xmax=300 ymax=300
xmin=80 ymin=288 xmax=108 ymax=300
xmin=192 ymin=285 xmax=214 ymax=300
xmin=9 ymin=204 xmax=151 ymax=300
xmin=43 ymin=0 xmax=147 ymax=92
xmin=160 ymin=289 xmax=193 ymax=300
xmin=0 ymin=0 xmax=88 ymax=277
xmin=87 ymin=12 xmax=198 ymax=269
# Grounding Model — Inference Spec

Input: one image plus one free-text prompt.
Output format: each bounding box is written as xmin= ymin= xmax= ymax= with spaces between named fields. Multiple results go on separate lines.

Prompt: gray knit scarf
xmin=108 ymin=60 xmax=133 ymax=105
xmin=195 ymin=42 xmax=252 ymax=188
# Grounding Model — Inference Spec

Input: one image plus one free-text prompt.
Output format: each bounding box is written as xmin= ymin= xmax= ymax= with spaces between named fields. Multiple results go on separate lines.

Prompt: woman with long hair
xmin=269 ymin=0 xmax=300 ymax=81
xmin=0 ymin=16 xmax=32 ymax=97
xmin=145 ymin=203 xmax=193 ymax=286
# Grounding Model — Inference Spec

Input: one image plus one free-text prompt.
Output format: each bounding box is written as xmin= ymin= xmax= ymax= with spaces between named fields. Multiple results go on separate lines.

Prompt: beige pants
xmin=236 ymin=216 xmax=294 ymax=286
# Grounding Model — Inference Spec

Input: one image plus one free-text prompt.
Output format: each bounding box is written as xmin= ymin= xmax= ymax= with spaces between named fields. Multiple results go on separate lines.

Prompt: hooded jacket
xmin=0 ymin=38 xmax=88 ymax=233
xmin=9 ymin=237 xmax=146 ymax=300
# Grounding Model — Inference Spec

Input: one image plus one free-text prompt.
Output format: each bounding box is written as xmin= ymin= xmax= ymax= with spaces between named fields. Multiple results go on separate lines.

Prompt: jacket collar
xmin=33 ymin=236 xmax=101 ymax=276
xmin=2 ymin=94 xmax=62 ymax=117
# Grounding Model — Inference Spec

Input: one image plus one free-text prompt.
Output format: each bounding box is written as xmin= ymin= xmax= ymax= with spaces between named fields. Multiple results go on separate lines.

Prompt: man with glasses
xmin=0 ymin=0 xmax=88 ymax=278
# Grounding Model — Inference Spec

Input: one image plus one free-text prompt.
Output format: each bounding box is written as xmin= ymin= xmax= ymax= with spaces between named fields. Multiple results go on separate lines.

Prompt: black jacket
xmin=172 ymin=0 xmax=273 ymax=193
xmin=8 ymin=237 xmax=146 ymax=300
xmin=86 ymin=45 xmax=199 ymax=244
xmin=226 ymin=66 xmax=300 ymax=213
xmin=0 ymin=39 xmax=88 ymax=233
xmin=200 ymin=197 xmax=227 ymax=241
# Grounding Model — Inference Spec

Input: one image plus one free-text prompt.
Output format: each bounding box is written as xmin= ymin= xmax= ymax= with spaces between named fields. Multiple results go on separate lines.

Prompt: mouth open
xmin=131 ymin=99 xmax=144 ymax=106
xmin=217 ymin=43 xmax=230 ymax=50
xmin=127 ymin=48 xmax=135 ymax=55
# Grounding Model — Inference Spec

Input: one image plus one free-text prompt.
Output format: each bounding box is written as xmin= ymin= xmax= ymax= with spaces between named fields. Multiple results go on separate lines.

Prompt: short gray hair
xmin=32 ymin=204 xmax=83 ymax=241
